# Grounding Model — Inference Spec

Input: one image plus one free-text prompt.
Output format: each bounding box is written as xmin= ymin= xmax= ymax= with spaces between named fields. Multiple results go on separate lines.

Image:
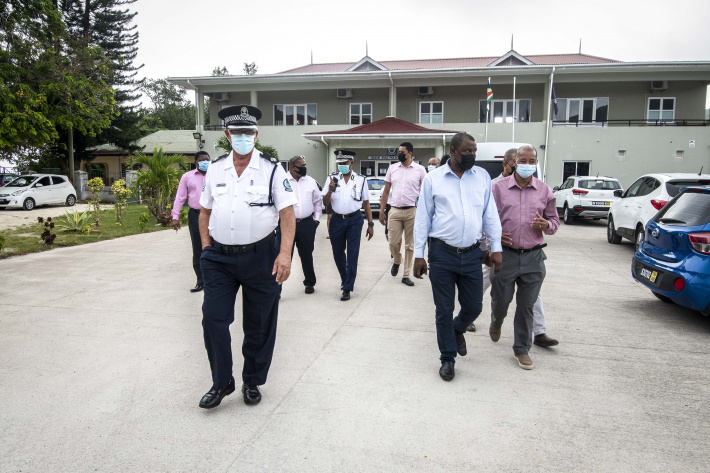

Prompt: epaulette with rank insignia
xmin=213 ymin=153 xmax=229 ymax=162
xmin=260 ymin=153 xmax=279 ymax=164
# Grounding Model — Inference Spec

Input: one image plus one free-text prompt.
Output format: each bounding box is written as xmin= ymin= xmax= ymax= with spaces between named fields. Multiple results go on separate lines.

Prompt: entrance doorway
xmin=360 ymin=160 xmax=375 ymax=177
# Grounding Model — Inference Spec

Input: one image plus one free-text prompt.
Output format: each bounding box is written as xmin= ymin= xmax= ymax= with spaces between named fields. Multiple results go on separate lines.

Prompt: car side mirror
xmin=552 ymin=186 xmax=560 ymax=192
xmin=613 ymin=189 xmax=623 ymax=198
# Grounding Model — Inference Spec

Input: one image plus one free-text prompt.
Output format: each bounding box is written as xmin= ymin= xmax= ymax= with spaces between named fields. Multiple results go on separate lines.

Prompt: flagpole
xmin=512 ymin=76 xmax=516 ymax=142
xmin=485 ymin=77 xmax=490 ymax=142
xmin=543 ymin=67 xmax=555 ymax=184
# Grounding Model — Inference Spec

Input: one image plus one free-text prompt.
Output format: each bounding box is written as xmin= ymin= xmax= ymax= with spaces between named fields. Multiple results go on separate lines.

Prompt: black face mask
xmin=295 ymin=165 xmax=307 ymax=176
xmin=457 ymin=153 xmax=476 ymax=171
xmin=508 ymin=164 xmax=516 ymax=174
xmin=398 ymin=152 xmax=407 ymax=163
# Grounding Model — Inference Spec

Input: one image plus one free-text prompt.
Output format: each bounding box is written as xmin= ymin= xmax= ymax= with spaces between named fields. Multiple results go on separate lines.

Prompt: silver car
xmin=0 ymin=174 xmax=77 ymax=210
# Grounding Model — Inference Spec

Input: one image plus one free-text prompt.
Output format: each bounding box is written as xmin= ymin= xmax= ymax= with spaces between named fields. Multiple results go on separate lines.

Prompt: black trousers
xmin=291 ymin=217 xmax=317 ymax=286
xmin=187 ymin=208 xmax=203 ymax=285
xmin=200 ymin=234 xmax=281 ymax=389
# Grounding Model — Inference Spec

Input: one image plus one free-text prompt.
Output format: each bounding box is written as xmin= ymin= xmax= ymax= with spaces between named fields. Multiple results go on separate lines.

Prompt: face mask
xmin=398 ymin=152 xmax=407 ymax=163
xmin=338 ymin=164 xmax=350 ymax=174
xmin=458 ymin=153 xmax=476 ymax=171
xmin=197 ymin=161 xmax=209 ymax=172
xmin=427 ymin=165 xmax=436 ymax=172
xmin=507 ymin=164 xmax=516 ymax=174
xmin=295 ymin=165 xmax=307 ymax=177
xmin=231 ymin=133 xmax=255 ymax=155
xmin=516 ymin=164 xmax=537 ymax=179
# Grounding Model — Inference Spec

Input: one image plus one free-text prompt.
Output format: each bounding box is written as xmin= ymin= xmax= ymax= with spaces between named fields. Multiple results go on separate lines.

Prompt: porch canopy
xmin=302 ymin=117 xmax=459 ymax=173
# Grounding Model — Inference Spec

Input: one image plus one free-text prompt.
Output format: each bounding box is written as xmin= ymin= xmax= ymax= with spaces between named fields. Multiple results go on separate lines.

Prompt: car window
xmin=665 ymin=179 xmax=710 ymax=198
xmin=4 ymin=176 xmax=38 ymax=187
xmin=367 ymin=179 xmax=385 ymax=191
xmin=635 ymin=177 xmax=659 ymax=197
xmin=563 ymin=178 xmax=574 ymax=189
xmin=476 ymin=162 xmax=504 ymax=180
xmin=654 ymin=191 xmax=710 ymax=226
xmin=52 ymin=176 xmax=66 ymax=185
xmin=36 ymin=176 xmax=51 ymax=186
xmin=579 ymin=179 xmax=621 ymax=190
xmin=625 ymin=178 xmax=645 ymax=197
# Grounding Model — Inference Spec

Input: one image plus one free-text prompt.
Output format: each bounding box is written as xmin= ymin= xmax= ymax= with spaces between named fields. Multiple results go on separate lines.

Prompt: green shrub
xmin=55 ymin=210 xmax=93 ymax=232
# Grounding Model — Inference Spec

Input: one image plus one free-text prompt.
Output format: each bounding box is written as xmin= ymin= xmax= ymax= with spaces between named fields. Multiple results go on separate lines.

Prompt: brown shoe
xmin=489 ymin=323 xmax=502 ymax=342
xmin=514 ymin=353 xmax=534 ymax=370
xmin=466 ymin=322 xmax=476 ymax=332
xmin=534 ymin=333 xmax=559 ymax=347
xmin=305 ymin=286 xmax=314 ymax=294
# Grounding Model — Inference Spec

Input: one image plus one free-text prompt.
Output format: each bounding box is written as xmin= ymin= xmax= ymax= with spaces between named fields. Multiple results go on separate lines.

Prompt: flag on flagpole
xmin=551 ymin=84 xmax=558 ymax=116
xmin=486 ymin=79 xmax=493 ymax=109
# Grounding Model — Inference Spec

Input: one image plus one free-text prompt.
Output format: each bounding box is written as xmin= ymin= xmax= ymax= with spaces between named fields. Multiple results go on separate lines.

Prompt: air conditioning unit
xmin=212 ymin=92 xmax=230 ymax=102
xmin=418 ymin=86 xmax=434 ymax=96
xmin=337 ymin=88 xmax=353 ymax=99
xmin=650 ymin=81 xmax=668 ymax=91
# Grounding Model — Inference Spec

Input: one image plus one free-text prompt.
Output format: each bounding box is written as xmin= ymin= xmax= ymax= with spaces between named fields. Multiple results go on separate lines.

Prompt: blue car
xmin=631 ymin=186 xmax=710 ymax=316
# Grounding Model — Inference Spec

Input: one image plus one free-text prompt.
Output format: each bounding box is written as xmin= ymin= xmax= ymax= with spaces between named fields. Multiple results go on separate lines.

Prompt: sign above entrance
xmin=369 ymin=156 xmax=399 ymax=160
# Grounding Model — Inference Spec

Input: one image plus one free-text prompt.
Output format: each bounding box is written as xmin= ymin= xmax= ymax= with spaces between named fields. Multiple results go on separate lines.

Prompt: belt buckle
xmin=456 ymin=247 xmax=465 ymax=254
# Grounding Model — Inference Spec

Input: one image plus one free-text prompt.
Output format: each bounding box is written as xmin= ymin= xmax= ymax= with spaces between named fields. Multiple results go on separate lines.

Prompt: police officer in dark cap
xmin=321 ymin=150 xmax=374 ymax=301
xmin=197 ymin=105 xmax=297 ymax=409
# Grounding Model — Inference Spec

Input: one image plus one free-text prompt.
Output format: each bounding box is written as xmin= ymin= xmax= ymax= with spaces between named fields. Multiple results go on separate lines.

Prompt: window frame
xmin=273 ymin=103 xmax=317 ymax=126
xmin=479 ymin=99 xmax=532 ymax=123
xmin=419 ymin=101 xmax=444 ymax=124
xmin=646 ymin=97 xmax=675 ymax=123
xmin=554 ymin=97 xmax=610 ymax=125
xmin=350 ymin=103 xmax=373 ymax=126
xmin=561 ymin=161 xmax=591 ymax=183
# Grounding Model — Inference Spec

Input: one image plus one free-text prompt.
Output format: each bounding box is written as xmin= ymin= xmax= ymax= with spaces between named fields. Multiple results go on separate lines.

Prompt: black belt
xmin=391 ymin=205 xmax=414 ymax=210
xmin=212 ymin=231 xmax=276 ymax=255
xmin=504 ymin=243 xmax=547 ymax=254
xmin=188 ymin=207 xmax=200 ymax=212
xmin=296 ymin=214 xmax=314 ymax=223
xmin=332 ymin=211 xmax=359 ymax=219
xmin=430 ymin=237 xmax=481 ymax=254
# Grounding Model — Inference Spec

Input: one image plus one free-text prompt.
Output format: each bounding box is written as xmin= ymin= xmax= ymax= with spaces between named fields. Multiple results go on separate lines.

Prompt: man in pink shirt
xmin=489 ymin=145 xmax=559 ymax=370
xmin=172 ymin=151 xmax=210 ymax=292
xmin=286 ymin=155 xmax=323 ymax=294
xmin=378 ymin=142 xmax=426 ymax=286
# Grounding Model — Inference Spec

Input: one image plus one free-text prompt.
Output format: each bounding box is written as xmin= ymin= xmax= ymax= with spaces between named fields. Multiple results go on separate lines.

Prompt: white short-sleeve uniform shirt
xmin=200 ymin=150 xmax=297 ymax=245
xmin=321 ymin=172 xmax=369 ymax=215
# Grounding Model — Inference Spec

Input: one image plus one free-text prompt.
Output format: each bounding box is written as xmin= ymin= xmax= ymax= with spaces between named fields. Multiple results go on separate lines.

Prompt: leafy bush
xmin=129 ymin=146 xmax=186 ymax=220
xmin=138 ymin=212 xmax=150 ymax=230
xmin=87 ymin=177 xmax=104 ymax=227
xmin=38 ymin=216 xmax=56 ymax=245
xmin=55 ymin=210 xmax=93 ymax=232
xmin=111 ymin=179 xmax=132 ymax=225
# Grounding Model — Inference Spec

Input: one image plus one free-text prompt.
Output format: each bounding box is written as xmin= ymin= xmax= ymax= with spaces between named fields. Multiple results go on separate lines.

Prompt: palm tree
xmin=128 ymin=147 xmax=187 ymax=218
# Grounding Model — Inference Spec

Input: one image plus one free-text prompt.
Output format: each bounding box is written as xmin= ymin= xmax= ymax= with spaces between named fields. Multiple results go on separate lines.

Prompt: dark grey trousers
xmin=490 ymin=248 xmax=546 ymax=355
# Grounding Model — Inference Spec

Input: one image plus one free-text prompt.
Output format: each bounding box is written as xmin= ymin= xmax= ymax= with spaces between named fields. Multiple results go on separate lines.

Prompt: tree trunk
xmin=68 ymin=126 xmax=75 ymax=179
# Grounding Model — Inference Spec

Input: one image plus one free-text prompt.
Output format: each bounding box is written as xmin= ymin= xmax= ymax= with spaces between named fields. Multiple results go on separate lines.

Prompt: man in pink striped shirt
xmin=489 ymin=145 xmax=559 ymax=370
xmin=172 ymin=151 xmax=210 ymax=292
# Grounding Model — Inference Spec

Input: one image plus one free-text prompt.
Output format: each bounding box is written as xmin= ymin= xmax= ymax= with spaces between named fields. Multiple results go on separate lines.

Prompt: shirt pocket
xmin=211 ymin=186 xmax=228 ymax=207
xmin=245 ymin=185 xmax=270 ymax=205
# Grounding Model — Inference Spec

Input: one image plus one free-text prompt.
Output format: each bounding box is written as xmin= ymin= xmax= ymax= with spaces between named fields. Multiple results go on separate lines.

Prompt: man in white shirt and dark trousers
xmin=322 ymin=150 xmax=375 ymax=301
xmin=197 ymin=105 xmax=297 ymax=409
xmin=286 ymin=155 xmax=322 ymax=294
xmin=414 ymin=132 xmax=503 ymax=381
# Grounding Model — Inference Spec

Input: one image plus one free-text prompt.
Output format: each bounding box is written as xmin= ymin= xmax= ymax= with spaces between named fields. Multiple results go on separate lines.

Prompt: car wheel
xmin=563 ymin=204 xmax=574 ymax=225
xmin=634 ymin=225 xmax=645 ymax=252
xmin=607 ymin=216 xmax=622 ymax=244
xmin=23 ymin=198 xmax=35 ymax=210
xmin=651 ymin=291 xmax=673 ymax=303
xmin=66 ymin=194 xmax=76 ymax=206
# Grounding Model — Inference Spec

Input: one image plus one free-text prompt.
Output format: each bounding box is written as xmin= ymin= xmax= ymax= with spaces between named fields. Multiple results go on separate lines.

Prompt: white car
xmin=365 ymin=177 xmax=386 ymax=215
xmin=607 ymin=172 xmax=710 ymax=250
xmin=0 ymin=174 xmax=77 ymax=210
xmin=553 ymin=176 xmax=623 ymax=224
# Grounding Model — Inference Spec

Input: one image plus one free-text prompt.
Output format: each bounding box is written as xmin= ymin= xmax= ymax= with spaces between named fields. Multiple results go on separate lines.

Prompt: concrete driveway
xmin=0 ymin=203 xmax=113 ymax=230
xmin=1 ymin=218 xmax=708 ymax=472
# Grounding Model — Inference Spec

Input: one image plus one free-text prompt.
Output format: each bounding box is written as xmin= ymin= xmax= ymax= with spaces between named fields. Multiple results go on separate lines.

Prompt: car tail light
xmin=572 ymin=189 xmax=589 ymax=195
xmin=674 ymin=277 xmax=685 ymax=291
xmin=689 ymin=232 xmax=710 ymax=255
xmin=650 ymin=199 xmax=668 ymax=210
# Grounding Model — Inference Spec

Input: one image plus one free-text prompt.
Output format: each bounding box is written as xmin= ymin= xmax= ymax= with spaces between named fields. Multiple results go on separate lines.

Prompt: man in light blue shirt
xmin=413 ymin=132 xmax=503 ymax=382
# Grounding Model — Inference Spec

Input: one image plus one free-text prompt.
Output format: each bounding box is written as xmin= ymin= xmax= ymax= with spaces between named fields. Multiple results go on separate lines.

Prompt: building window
xmin=419 ymin=101 xmax=443 ymax=123
xmin=647 ymin=97 xmax=675 ymax=123
xmin=479 ymin=99 xmax=531 ymax=123
xmin=562 ymin=161 xmax=591 ymax=181
xmin=273 ymin=104 xmax=317 ymax=126
xmin=350 ymin=103 xmax=372 ymax=125
xmin=554 ymin=98 xmax=609 ymax=124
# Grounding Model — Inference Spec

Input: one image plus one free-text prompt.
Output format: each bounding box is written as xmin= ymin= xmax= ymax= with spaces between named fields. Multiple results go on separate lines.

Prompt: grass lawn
xmin=0 ymin=205 xmax=176 ymax=259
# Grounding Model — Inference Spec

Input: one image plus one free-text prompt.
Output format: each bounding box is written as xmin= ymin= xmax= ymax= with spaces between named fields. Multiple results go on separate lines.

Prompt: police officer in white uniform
xmin=198 ymin=105 xmax=297 ymax=409
xmin=322 ymin=150 xmax=374 ymax=301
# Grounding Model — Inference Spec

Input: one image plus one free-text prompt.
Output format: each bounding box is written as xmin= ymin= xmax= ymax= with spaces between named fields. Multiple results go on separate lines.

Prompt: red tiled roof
xmin=279 ymin=53 xmax=619 ymax=74
xmin=303 ymin=117 xmax=458 ymax=135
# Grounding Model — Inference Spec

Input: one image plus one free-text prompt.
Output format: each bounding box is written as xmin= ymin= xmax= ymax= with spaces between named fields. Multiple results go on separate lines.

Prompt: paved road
xmin=1 ymin=218 xmax=708 ymax=472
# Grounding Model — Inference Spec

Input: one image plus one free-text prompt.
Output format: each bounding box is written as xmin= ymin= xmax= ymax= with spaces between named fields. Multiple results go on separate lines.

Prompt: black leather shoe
xmin=439 ymin=361 xmax=455 ymax=381
xmin=401 ymin=277 xmax=414 ymax=286
xmin=341 ymin=290 xmax=350 ymax=301
xmin=534 ymin=333 xmax=559 ymax=347
xmin=199 ymin=378 xmax=235 ymax=409
xmin=242 ymin=383 xmax=261 ymax=405
xmin=305 ymin=286 xmax=314 ymax=294
xmin=466 ymin=322 xmax=476 ymax=332
xmin=391 ymin=263 xmax=400 ymax=276
xmin=190 ymin=284 xmax=204 ymax=293
xmin=456 ymin=331 xmax=467 ymax=356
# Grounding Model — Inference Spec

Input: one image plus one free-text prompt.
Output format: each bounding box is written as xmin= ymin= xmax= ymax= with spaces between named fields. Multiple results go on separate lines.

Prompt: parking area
xmin=0 ymin=203 xmax=113 ymax=230
xmin=1 ymin=218 xmax=709 ymax=472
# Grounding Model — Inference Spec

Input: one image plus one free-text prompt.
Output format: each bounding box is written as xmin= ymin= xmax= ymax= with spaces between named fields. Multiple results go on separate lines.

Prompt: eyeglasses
xmin=229 ymin=130 xmax=256 ymax=136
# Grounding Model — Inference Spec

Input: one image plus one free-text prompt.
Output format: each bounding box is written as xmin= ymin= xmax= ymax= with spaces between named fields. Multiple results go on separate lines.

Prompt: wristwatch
xmin=368 ymin=221 xmax=375 ymax=227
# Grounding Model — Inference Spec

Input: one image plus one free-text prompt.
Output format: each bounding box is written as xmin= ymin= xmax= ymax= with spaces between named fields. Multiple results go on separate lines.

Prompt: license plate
xmin=592 ymin=201 xmax=610 ymax=206
xmin=640 ymin=267 xmax=658 ymax=283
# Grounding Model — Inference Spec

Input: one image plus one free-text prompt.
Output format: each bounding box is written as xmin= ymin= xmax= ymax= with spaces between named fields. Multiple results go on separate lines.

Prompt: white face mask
xmin=428 ymin=165 xmax=436 ymax=172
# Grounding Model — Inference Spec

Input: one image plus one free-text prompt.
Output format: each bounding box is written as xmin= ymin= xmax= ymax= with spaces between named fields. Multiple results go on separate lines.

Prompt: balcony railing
xmin=553 ymin=119 xmax=709 ymax=127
